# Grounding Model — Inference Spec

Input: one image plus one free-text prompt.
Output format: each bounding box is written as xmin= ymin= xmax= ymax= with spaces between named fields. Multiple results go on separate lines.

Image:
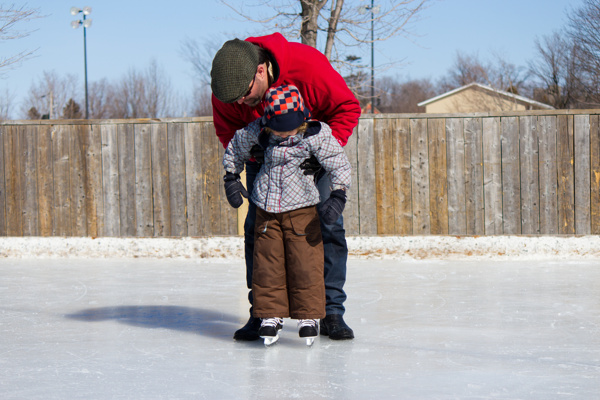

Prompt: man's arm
xmin=212 ymin=94 xmax=256 ymax=149
xmin=315 ymin=83 xmax=361 ymax=147
xmin=287 ymin=43 xmax=362 ymax=147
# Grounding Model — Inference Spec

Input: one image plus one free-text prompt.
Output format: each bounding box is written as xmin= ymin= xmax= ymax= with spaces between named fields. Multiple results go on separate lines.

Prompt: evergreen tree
xmin=62 ymin=98 xmax=82 ymax=119
xmin=27 ymin=106 xmax=41 ymax=119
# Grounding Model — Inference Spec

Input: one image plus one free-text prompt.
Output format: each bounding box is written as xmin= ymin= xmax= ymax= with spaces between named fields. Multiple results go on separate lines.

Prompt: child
xmin=222 ymin=84 xmax=352 ymax=346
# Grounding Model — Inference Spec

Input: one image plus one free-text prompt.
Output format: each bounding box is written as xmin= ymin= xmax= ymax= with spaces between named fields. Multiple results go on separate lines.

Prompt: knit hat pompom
xmin=261 ymin=85 xmax=311 ymax=132
xmin=210 ymin=39 xmax=259 ymax=103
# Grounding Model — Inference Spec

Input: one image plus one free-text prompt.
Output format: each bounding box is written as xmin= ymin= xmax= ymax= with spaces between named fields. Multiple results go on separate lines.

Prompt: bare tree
xmin=143 ymin=59 xmax=175 ymax=117
xmin=109 ymin=60 xmax=176 ymax=118
xmin=19 ymin=61 xmax=185 ymax=120
xmin=0 ymin=86 xmax=15 ymax=119
xmin=528 ymin=32 xmax=578 ymax=109
xmin=438 ymin=52 xmax=490 ymax=92
xmin=377 ymin=76 xmax=436 ymax=113
xmin=220 ymin=0 xmax=429 ymax=62
xmin=0 ymin=4 xmax=42 ymax=72
xmin=490 ymin=54 xmax=528 ymax=95
xmin=21 ymin=71 xmax=79 ymax=119
xmin=87 ymin=78 xmax=114 ymax=119
xmin=190 ymin=86 xmax=213 ymax=117
xmin=110 ymin=68 xmax=144 ymax=118
xmin=299 ymin=0 xmax=328 ymax=48
xmin=567 ymin=0 xmax=600 ymax=106
xmin=439 ymin=51 xmax=528 ymax=95
xmin=180 ymin=36 xmax=224 ymax=88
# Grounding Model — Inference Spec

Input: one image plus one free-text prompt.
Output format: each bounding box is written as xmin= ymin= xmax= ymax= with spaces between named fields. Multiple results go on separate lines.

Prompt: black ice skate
xmin=298 ymin=319 xmax=319 ymax=346
xmin=259 ymin=317 xmax=284 ymax=346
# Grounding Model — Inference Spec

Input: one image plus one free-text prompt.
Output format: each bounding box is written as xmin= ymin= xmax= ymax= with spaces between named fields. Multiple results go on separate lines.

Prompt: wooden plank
xmin=374 ymin=118 xmax=395 ymax=234
xmin=198 ymin=122 xmax=219 ymax=235
xmin=118 ymin=124 xmax=136 ymax=236
xmin=591 ymin=115 xmax=600 ymax=234
xmin=151 ymin=123 xmax=171 ymax=236
xmin=134 ymin=124 xmax=154 ymax=236
xmin=446 ymin=118 xmax=466 ymax=235
xmin=36 ymin=125 xmax=54 ymax=236
xmin=70 ymin=124 xmax=88 ymax=236
xmin=373 ymin=119 xmax=385 ymax=233
xmin=574 ymin=115 xmax=591 ymax=234
xmin=167 ymin=122 xmax=188 ymax=237
xmin=184 ymin=123 xmax=204 ymax=237
xmin=501 ymin=117 xmax=521 ymax=234
xmin=357 ymin=118 xmax=377 ymax=234
xmin=4 ymin=126 xmax=23 ymax=236
xmin=83 ymin=124 xmax=103 ymax=237
xmin=0 ymin=126 xmax=6 ymax=235
xmin=21 ymin=125 xmax=39 ymax=236
xmin=215 ymin=131 xmax=238 ymax=236
xmin=464 ymin=117 xmax=484 ymax=235
xmin=343 ymin=125 xmax=359 ymax=235
xmin=391 ymin=118 xmax=412 ymax=234
xmin=557 ymin=115 xmax=575 ymax=234
xmin=538 ymin=116 xmax=559 ymax=234
xmin=482 ymin=117 xmax=503 ymax=234
xmin=101 ymin=124 xmax=120 ymax=236
xmin=428 ymin=118 xmax=448 ymax=234
xmin=52 ymin=125 xmax=72 ymax=236
xmin=519 ymin=116 xmax=540 ymax=234
xmin=209 ymin=124 xmax=236 ymax=236
xmin=410 ymin=118 xmax=430 ymax=234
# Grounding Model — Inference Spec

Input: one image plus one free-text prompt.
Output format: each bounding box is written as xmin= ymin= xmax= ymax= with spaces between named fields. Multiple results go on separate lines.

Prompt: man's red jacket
xmin=212 ymin=33 xmax=361 ymax=148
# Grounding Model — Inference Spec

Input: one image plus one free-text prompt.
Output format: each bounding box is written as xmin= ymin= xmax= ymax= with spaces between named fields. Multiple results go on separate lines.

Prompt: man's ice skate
xmin=298 ymin=319 xmax=318 ymax=346
xmin=258 ymin=318 xmax=283 ymax=346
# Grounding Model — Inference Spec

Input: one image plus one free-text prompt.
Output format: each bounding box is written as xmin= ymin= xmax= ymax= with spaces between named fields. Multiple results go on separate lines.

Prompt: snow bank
xmin=1 ymin=236 xmax=600 ymax=260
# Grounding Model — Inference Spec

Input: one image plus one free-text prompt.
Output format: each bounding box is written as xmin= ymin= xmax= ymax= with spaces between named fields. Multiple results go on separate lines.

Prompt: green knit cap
xmin=210 ymin=39 xmax=259 ymax=103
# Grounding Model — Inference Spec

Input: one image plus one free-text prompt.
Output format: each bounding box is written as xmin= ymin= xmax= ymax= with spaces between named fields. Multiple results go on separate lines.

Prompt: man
xmin=210 ymin=33 xmax=361 ymax=341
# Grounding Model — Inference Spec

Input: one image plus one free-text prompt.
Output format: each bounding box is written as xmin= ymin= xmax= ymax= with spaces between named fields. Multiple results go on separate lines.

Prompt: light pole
xmin=70 ymin=6 xmax=92 ymax=119
xmin=359 ymin=1 xmax=379 ymax=113
xmin=40 ymin=91 xmax=54 ymax=119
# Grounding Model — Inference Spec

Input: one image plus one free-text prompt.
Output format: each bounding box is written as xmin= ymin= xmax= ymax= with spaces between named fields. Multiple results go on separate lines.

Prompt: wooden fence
xmin=1 ymin=109 xmax=599 ymax=237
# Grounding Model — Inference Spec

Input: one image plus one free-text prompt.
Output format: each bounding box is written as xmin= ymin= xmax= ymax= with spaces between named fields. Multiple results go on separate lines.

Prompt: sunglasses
xmin=241 ymin=77 xmax=255 ymax=100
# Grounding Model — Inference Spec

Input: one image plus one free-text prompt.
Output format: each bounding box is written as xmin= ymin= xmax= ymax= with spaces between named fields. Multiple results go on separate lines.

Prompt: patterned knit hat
xmin=210 ymin=39 xmax=259 ymax=103
xmin=262 ymin=85 xmax=311 ymax=132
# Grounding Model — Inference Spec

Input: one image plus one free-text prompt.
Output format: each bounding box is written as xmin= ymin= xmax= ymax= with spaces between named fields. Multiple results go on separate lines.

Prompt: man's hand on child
xmin=299 ymin=155 xmax=322 ymax=176
xmin=320 ymin=189 xmax=346 ymax=225
xmin=223 ymin=172 xmax=249 ymax=208
xmin=250 ymin=145 xmax=265 ymax=164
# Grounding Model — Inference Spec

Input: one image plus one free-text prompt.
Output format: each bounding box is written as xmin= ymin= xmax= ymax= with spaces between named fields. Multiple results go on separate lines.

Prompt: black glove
xmin=299 ymin=155 xmax=322 ymax=176
xmin=320 ymin=189 xmax=346 ymax=225
xmin=223 ymin=172 xmax=249 ymax=208
xmin=250 ymin=144 xmax=265 ymax=164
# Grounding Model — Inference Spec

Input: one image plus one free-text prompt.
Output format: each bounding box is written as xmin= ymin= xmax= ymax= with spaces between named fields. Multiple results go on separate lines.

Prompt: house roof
xmin=417 ymin=82 xmax=555 ymax=110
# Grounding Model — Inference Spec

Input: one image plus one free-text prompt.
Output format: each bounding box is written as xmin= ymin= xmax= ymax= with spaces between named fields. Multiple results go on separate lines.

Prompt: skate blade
xmin=262 ymin=335 xmax=279 ymax=346
xmin=305 ymin=337 xmax=316 ymax=346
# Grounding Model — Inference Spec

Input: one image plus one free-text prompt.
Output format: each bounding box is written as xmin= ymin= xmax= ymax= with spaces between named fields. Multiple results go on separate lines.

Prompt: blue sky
xmin=1 ymin=0 xmax=578 ymax=118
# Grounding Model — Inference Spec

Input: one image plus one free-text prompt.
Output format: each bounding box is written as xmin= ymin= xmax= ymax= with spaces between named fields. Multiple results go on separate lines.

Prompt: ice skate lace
xmin=297 ymin=319 xmax=318 ymax=329
xmin=261 ymin=317 xmax=284 ymax=328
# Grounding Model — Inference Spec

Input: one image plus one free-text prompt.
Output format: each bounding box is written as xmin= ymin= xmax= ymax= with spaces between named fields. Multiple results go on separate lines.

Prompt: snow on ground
xmin=1 ymin=235 xmax=600 ymax=260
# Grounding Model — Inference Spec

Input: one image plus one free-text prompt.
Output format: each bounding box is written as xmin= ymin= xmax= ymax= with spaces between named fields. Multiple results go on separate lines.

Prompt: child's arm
xmin=310 ymin=123 xmax=352 ymax=192
xmin=222 ymin=119 xmax=261 ymax=208
xmin=309 ymin=123 xmax=352 ymax=224
xmin=222 ymin=119 xmax=262 ymax=175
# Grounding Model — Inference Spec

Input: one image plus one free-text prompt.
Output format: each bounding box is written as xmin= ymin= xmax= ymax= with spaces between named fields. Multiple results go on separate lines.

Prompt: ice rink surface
xmin=1 ymin=257 xmax=599 ymax=399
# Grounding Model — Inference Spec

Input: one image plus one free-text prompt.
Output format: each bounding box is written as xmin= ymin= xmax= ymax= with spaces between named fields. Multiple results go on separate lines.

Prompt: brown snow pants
xmin=252 ymin=205 xmax=326 ymax=320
